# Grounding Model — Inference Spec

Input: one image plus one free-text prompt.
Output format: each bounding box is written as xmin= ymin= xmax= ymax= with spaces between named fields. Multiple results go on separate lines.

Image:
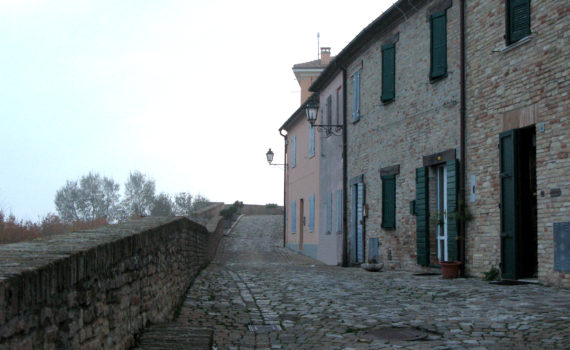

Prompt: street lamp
xmin=305 ymin=95 xmax=343 ymax=135
xmin=266 ymin=148 xmax=286 ymax=166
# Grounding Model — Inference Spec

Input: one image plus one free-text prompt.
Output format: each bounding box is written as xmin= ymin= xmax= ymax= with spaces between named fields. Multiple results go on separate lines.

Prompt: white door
xmin=437 ymin=166 xmax=448 ymax=262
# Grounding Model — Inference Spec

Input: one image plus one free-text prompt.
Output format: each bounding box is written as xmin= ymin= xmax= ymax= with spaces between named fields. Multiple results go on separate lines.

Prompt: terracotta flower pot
xmin=440 ymin=261 xmax=461 ymax=279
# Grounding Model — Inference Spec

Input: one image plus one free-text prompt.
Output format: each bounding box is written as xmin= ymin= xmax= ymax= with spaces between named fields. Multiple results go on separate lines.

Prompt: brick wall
xmin=345 ymin=0 xmax=462 ymax=269
xmin=0 ymin=216 xmax=222 ymax=349
xmin=465 ymin=1 xmax=569 ymax=287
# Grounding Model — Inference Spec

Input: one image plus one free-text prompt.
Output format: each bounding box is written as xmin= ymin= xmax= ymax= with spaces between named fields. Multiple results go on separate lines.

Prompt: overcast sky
xmin=0 ymin=0 xmax=395 ymax=221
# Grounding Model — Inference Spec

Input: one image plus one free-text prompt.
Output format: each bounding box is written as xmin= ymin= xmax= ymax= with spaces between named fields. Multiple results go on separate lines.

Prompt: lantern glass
xmin=305 ymin=101 xmax=318 ymax=125
xmin=266 ymin=148 xmax=274 ymax=164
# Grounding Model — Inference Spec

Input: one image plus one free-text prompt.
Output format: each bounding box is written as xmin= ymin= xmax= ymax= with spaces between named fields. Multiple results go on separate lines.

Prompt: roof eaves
xmin=279 ymin=93 xmax=318 ymax=132
xmin=310 ymin=0 xmax=420 ymax=92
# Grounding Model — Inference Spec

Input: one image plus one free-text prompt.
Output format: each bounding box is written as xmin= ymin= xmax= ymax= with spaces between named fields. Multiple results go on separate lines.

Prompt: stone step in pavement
xmin=134 ymin=323 xmax=213 ymax=350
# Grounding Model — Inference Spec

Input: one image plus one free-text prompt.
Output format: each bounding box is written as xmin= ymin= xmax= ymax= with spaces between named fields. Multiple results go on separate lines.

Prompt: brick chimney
xmin=320 ymin=47 xmax=331 ymax=65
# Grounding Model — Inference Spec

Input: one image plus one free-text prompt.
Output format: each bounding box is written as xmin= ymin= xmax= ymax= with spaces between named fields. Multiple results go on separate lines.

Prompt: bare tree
xmin=122 ymin=171 xmax=155 ymax=217
xmin=191 ymin=194 xmax=210 ymax=212
xmin=151 ymin=193 xmax=174 ymax=216
xmin=54 ymin=172 xmax=120 ymax=224
xmin=173 ymin=192 xmax=193 ymax=216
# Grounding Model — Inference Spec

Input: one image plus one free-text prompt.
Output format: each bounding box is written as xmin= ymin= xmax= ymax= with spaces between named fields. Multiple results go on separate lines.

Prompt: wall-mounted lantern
xmin=305 ymin=95 xmax=343 ymax=135
xmin=266 ymin=148 xmax=286 ymax=166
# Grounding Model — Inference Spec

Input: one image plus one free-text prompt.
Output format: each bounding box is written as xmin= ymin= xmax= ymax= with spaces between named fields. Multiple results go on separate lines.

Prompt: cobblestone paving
xmin=149 ymin=215 xmax=570 ymax=349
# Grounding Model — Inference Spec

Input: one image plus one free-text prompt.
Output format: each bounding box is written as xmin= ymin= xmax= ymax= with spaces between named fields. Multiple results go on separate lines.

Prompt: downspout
xmin=341 ymin=66 xmax=349 ymax=267
xmin=280 ymin=129 xmax=288 ymax=248
xmin=459 ymin=0 xmax=467 ymax=276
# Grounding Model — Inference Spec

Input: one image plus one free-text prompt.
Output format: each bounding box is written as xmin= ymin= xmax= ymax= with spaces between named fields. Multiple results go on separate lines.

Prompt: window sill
xmin=381 ymin=98 xmax=394 ymax=105
xmin=493 ymin=34 xmax=533 ymax=53
xmin=429 ymin=73 xmax=448 ymax=84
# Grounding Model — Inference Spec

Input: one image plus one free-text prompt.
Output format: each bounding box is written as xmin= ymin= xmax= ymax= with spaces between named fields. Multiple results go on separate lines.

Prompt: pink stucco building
xmin=280 ymin=48 xmax=332 ymax=260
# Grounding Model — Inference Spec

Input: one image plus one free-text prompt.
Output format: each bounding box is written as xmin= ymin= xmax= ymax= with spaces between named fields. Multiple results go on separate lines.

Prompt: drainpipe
xmin=341 ymin=66 xmax=349 ymax=267
xmin=459 ymin=0 xmax=467 ymax=276
xmin=280 ymin=129 xmax=288 ymax=248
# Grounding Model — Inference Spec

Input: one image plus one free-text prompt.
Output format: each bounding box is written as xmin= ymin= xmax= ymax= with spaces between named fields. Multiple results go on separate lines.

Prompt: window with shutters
xmin=430 ymin=10 xmax=447 ymax=81
xmin=506 ymin=0 xmax=531 ymax=45
xmin=381 ymin=175 xmax=396 ymax=229
xmin=326 ymin=95 xmax=333 ymax=136
xmin=309 ymin=127 xmax=315 ymax=158
xmin=381 ymin=43 xmax=396 ymax=103
xmin=309 ymin=195 xmax=315 ymax=232
xmin=326 ymin=192 xmax=333 ymax=234
xmin=336 ymin=87 xmax=342 ymax=125
xmin=352 ymin=70 xmax=361 ymax=122
xmin=291 ymin=135 xmax=296 ymax=168
xmin=335 ymin=189 xmax=343 ymax=234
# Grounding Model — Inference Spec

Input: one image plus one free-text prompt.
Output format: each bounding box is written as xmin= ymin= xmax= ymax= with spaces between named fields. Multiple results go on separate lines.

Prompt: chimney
xmin=320 ymin=47 xmax=331 ymax=65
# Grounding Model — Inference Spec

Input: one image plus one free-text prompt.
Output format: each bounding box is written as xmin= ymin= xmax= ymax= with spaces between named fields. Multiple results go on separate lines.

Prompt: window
xmin=326 ymin=95 xmax=332 ymax=136
xmin=326 ymin=192 xmax=333 ymax=233
xmin=352 ymin=70 xmax=360 ymax=122
xmin=336 ymin=87 xmax=342 ymax=125
xmin=309 ymin=195 xmax=315 ymax=232
xmin=381 ymin=43 xmax=396 ymax=103
xmin=506 ymin=0 xmax=530 ymax=45
xmin=291 ymin=200 xmax=296 ymax=233
xmin=430 ymin=10 xmax=447 ymax=80
xmin=309 ymin=127 xmax=315 ymax=157
xmin=291 ymin=135 xmax=296 ymax=168
xmin=381 ymin=175 xmax=396 ymax=229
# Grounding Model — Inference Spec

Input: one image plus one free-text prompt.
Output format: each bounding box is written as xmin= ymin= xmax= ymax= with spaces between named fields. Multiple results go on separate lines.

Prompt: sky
xmin=0 ymin=0 xmax=395 ymax=221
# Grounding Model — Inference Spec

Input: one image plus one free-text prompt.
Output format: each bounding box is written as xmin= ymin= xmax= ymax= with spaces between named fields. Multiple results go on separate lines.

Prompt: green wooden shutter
xmin=416 ymin=167 xmax=430 ymax=266
xmin=430 ymin=11 xmax=447 ymax=80
xmin=381 ymin=175 xmax=396 ymax=229
xmin=507 ymin=0 xmax=531 ymax=44
xmin=446 ymin=159 xmax=459 ymax=262
xmin=381 ymin=44 xmax=396 ymax=103
xmin=500 ymin=130 xmax=519 ymax=279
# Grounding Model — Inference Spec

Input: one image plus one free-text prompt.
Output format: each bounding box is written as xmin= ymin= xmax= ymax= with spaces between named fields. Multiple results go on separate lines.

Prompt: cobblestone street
xmin=139 ymin=215 xmax=570 ymax=349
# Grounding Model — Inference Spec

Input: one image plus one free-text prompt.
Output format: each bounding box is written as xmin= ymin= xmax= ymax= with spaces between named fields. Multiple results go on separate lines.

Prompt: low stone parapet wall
xmin=0 ymin=216 xmax=218 ymax=349
xmin=241 ymin=204 xmax=284 ymax=216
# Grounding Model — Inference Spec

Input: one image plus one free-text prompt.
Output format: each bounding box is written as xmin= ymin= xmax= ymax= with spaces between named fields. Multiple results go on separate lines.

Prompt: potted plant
xmin=440 ymin=260 xmax=462 ymax=279
xmin=361 ymin=258 xmax=383 ymax=272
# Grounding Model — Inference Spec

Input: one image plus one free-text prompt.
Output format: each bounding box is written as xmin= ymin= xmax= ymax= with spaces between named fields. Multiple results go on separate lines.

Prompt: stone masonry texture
xmin=0 ymin=216 xmax=221 ymax=349
xmin=138 ymin=214 xmax=570 ymax=349
xmin=465 ymin=0 xmax=569 ymax=287
xmin=345 ymin=0 xmax=461 ymax=270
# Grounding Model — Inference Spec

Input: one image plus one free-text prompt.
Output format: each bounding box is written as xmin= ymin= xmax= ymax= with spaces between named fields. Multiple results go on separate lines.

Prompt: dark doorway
xmin=499 ymin=125 xmax=537 ymax=279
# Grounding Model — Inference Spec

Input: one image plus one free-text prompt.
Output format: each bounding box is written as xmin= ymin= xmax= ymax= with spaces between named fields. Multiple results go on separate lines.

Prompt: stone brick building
xmin=465 ymin=0 xmax=569 ymax=287
xmin=297 ymin=0 xmax=568 ymax=287
xmin=311 ymin=0 xmax=464 ymax=269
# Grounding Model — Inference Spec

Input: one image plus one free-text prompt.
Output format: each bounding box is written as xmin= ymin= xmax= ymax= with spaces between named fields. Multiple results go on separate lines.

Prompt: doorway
xmin=500 ymin=125 xmax=537 ymax=279
xmin=436 ymin=166 xmax=448 ymax=262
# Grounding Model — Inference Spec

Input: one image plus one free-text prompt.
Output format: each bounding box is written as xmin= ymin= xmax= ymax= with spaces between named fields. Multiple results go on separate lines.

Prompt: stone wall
xmin=345 ymin=0 xmax=462 ymax=270
xmin=241 ymin=204 xmax=284 ymax=216
xmin=465 ymin=0 xmax=569 ymax=287
xmin=0 ymin=216 xmax=222 ymax=349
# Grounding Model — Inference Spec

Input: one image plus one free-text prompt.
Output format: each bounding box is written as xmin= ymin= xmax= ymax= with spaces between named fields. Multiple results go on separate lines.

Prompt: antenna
xmin=317 ymin=32 xmax=320 ymax=61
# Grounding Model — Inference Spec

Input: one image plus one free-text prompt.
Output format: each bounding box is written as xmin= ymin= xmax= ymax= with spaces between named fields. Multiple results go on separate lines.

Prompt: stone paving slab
xmin=137 ymin=215 xmax=570 ymax=349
